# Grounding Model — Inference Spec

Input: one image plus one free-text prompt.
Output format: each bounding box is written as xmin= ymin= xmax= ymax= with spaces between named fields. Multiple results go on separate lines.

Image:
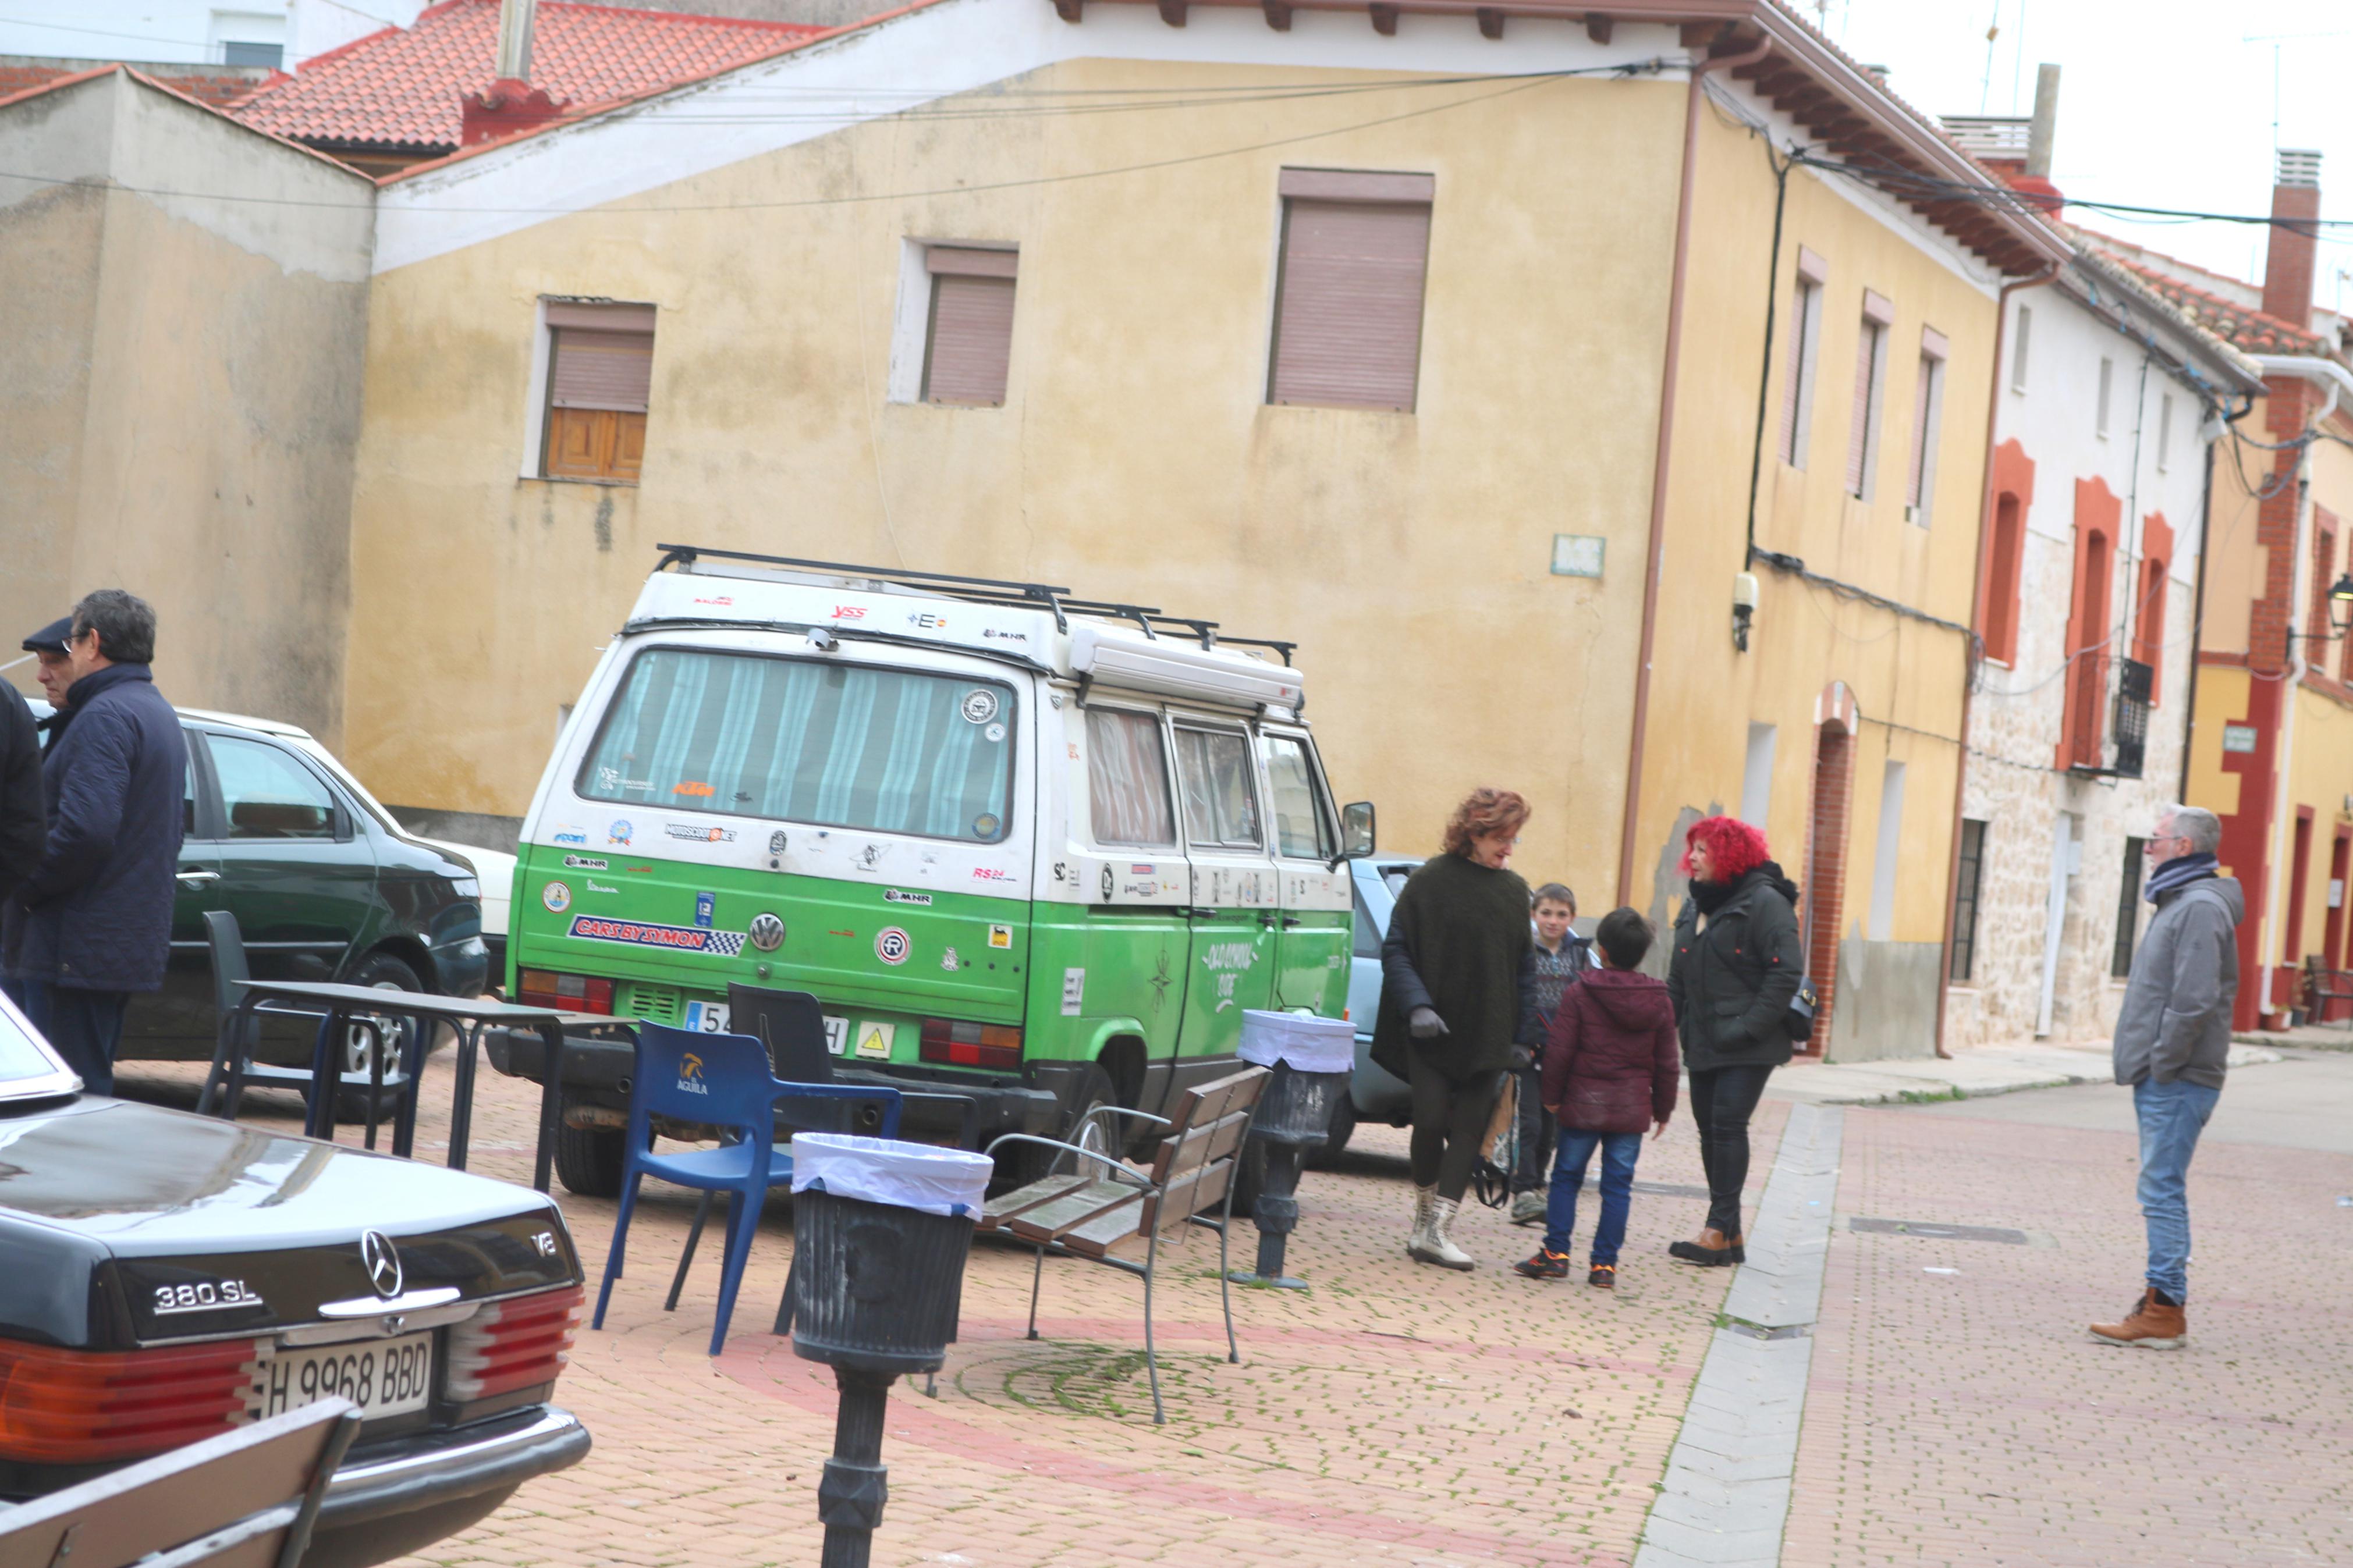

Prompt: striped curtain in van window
xmin=577 ymin=649 xmax=1014 ymax=843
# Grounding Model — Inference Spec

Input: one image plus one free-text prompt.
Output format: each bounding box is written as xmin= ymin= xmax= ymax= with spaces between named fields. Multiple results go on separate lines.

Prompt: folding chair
xmin=593 ymin=1022 xmax=901 ymax=1356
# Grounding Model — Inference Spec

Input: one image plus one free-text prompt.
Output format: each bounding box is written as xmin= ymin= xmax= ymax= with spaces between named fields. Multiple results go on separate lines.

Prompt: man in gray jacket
xmin=2091 ymin=805 xmax=2241 ymax=1350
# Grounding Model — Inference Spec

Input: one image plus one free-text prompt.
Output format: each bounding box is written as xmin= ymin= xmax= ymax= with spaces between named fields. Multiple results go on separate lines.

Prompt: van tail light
xmin=444 ymin=1285 xmax=583 ymax=1402
xmin=0 ymin=1336 xmax=255 ymax=1465
xmin=517 ymin=970 xmax=613 ymax=1015
xmin=918 ymin=1019 xmax=1023 ymax=1071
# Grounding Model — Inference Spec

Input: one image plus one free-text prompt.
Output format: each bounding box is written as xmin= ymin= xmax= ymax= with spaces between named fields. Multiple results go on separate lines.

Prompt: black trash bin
xmin=786 ymin=1135 xmax=992 ymax=1568
xmin=1230 ymin=1011 xmax=1355 ymax=1290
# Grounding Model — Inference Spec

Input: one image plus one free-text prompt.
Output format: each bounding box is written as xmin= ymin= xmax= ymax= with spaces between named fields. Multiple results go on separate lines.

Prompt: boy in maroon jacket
xmin=1514 ymin=908 xmax=1679 ymax=1286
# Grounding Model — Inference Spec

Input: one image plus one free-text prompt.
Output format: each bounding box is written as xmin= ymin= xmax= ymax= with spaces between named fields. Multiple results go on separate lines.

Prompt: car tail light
xmin=517 ymin=970 xmax=613 ymax=1015
xmin=918 ymin=1018 xmax=1023 ymax=1071
xmin=0 ymin=1336 xmax=255 ymax=1465
xmin=444 ymin=1285 xmax=583 ymax=1402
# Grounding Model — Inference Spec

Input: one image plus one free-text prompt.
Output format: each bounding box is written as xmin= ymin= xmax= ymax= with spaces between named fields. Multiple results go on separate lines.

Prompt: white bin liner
xmin=790 ymin=1133 xmax=993 ymax=1218
xmin=1238 ymin=1009 xmax=1354 ymax=1075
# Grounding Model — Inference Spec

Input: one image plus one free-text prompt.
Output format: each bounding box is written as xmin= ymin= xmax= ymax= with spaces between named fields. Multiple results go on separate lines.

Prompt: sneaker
xmin=1509 ymin=1191 xmax=1547 ymax=1226
xmin=1588 ymin=1264 xmax=1616 ymax=1288
xmin=1513 ymin=1247 xmax=1570 ymax=1281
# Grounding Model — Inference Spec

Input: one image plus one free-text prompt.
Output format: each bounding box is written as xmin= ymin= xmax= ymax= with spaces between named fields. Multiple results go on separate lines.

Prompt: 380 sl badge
xmin=152 ymin=1278 xmax=267 ymax=1316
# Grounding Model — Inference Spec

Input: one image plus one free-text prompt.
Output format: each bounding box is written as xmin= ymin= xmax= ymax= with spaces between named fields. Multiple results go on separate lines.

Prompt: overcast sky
xmin=1822 ymin=0 xmax=2352 ymax=305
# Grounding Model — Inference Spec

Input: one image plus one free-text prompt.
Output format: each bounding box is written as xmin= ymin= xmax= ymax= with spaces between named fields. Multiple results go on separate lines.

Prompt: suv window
xmin=1259 ymin=733 xmax=1333 ymax=861
xmin=1351 ymin=880 xmax=1384 ymax=959
xmin=1172 ymin=726 xmax=1260 ymax=849
xmin=1085 ymin=707 xmax=1175 ymax=848
xmin=577 ymin=648 xmax=1016 ymax=843
xmin=210 ymin=735 xmax=338 ymax=840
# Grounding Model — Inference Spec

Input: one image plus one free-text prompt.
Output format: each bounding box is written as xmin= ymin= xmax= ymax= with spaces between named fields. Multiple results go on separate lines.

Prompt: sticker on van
xmin=1061 ymin=968 xmax=1085 ymax=1016
xmin=874 ymin=927 xmax=911 ymax=965
xmin=542 ymin=882 xmax=571 ymax=913
xmin=854 ymin=1021 xmax=895 ymax=1060
xmin=569 ymin=915 xmax=746 ymax=957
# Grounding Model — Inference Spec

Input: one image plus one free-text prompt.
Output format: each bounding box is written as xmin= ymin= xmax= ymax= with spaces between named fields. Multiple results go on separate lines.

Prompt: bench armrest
xmin=981 ymin=1133 xmax=1147 ymax=1186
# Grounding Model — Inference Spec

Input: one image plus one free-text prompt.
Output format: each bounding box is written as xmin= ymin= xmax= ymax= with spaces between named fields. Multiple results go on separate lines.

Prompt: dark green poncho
xmin=1370 ymin=852 xmax=1537 ymax=1082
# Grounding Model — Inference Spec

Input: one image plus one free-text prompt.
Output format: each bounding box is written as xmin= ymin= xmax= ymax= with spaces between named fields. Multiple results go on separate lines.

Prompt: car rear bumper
xmin=320 ymin=1405 xmax=590 ymax=1530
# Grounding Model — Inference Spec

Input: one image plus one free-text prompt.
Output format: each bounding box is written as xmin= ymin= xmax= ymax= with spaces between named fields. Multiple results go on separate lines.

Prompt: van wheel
xmin=554 ymin=1088 xmax=626 ymax=1198
xmin=989 ymin=1062 xmax=1119 ymax=1193
xmin=1304 ymin=1091 xmax=1357 ymax=1169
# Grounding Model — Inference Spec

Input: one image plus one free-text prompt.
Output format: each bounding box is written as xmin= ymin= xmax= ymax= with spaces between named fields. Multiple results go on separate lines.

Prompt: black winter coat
xmin=1665 ymin=862 xmax=1804 ymax=1073
xmin=2 ymin=665 xmax=186 ymax=993
xmin=0 ymin=684 xmax=42 ymax=904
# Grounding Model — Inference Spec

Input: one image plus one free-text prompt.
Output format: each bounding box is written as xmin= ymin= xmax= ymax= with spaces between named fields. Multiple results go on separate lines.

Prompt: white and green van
xmin=494 ymin=547 xmax=1372 ymax=1194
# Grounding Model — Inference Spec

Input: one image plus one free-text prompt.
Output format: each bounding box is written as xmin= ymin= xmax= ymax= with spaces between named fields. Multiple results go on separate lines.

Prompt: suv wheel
xmin=554 ymin=1086 xmax=627 ymax=1197
xmin=333 ymin=952 xmax=424 ymax=1125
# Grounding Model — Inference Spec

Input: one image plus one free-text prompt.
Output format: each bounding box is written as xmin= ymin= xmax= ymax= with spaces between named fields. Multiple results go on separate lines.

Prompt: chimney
xmin=496 ymin=0 xmax=536 ymax=81
xmin=2024 ymin=63 xmax=2060 ymax=179
xmin=2263 ymin=148 xmax=2323 ymax=332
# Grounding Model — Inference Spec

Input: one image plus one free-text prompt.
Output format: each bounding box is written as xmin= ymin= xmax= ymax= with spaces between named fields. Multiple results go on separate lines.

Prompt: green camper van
xmin=493 ymin=547 xmax=1371 ymax=1194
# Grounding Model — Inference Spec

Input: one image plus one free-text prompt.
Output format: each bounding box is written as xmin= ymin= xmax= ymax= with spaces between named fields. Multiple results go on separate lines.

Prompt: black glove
xmin=1508 ymin=1046 xmax=1535 ymax=1073
xmin=1408 ymin=1005 xmax=1449 ymax=1040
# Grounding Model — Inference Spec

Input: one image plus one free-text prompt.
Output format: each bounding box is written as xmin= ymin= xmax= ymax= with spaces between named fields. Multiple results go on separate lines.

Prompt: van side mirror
xmin=1337 ymin=801 xmax=1375 ymax=861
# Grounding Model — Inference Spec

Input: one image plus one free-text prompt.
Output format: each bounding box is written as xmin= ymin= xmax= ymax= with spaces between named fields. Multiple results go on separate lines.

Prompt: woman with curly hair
xmin=1371 ymin=787 xmax=1543 ymax=1270
xmin=1664 ymin=815 xmax=1804 ymax=1267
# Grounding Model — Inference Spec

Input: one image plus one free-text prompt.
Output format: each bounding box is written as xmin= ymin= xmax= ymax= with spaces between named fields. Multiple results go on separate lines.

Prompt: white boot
xmin=1411 ymin=1196 xmax=1477 ymax=1271
xmin=1407 ymin=1183 xmax=1437 ymax=1258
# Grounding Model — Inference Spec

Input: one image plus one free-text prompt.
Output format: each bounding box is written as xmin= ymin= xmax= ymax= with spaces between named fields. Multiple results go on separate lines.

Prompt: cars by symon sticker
xmin=569 ymin=915 xmax=746 ymax=958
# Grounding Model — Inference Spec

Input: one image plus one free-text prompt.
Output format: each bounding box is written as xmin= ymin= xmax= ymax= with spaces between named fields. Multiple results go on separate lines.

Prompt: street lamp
xmin=2289 ymin=572 xmax=2353 ymax=646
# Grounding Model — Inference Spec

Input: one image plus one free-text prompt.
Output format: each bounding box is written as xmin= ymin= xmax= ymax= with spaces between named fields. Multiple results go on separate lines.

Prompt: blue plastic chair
xmin=592 ymin=1022 xmax=901 ymax=1356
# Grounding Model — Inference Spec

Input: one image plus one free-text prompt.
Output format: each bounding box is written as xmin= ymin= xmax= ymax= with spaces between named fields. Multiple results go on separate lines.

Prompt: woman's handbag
xmin=1784 ymin=976 xmax=1819 ymax=1043
xmin=1470 ymin=1073 xmax=1518 ymax=1209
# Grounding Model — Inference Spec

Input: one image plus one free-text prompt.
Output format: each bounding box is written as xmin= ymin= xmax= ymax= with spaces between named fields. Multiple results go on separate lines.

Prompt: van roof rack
xmin=652 ymin=545 xmax=1297 ymax=666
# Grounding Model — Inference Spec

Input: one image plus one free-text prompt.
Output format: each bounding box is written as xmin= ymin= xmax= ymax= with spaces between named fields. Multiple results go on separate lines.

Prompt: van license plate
xmin=824 ymin=1015 xmax=849 ymax=1055
xmin=251 ymin=1331 xmax=434 ymax=1423
xmin=684 ymin=1001 xmax=730 ymax=1033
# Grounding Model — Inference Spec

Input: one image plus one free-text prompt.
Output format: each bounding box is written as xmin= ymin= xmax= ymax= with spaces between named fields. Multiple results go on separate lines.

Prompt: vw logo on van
xmin=360 ymin=1230 xmax=404 ymax=1300
xmin=749 ymin=913 xmax=785 ymax=952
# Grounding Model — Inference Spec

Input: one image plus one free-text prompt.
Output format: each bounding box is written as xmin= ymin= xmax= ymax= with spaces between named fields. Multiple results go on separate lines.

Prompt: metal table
xmin=204 ymin=980 xmax=568 ymax=1193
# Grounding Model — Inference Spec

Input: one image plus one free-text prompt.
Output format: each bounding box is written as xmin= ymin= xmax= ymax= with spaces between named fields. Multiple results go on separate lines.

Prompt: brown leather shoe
xmin=1667 ymin=1228 xmax=1745 ymax=1267
xmin=2089 ymin=1288 xmax=2187 ymax=1349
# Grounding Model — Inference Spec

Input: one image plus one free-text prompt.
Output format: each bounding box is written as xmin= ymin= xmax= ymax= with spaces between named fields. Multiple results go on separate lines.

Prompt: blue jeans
xmin=1544 ymin=1128 xmax=1644 ymax=1264
xmin=2134 ymin=1076 xmax=2221 ymax=1303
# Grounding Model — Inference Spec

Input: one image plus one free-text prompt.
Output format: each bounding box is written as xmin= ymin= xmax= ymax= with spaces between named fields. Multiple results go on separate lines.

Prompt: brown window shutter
xmin=1905 ymin=354 xmax=1935 ymax=507
xmin=1268 ymin=198 xmax=1432 ymax=411
xmin=550 ymin=329 xmax=654 ymax=413
xmin=544 ymin=408 xmax=610 ymax=479
xmin=922 ymin=265 xmax=1018 ymax=406
xmin=1846 ymin=320 xmax=1881 ymax=496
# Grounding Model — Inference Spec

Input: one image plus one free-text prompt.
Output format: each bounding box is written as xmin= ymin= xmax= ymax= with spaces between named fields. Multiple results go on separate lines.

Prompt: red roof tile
xmin=0 ymin=61 xmax=283 ymax=110
xmin=2093 ymin=250 xmax=2327 ymax=358
xmin=232 ymin=0 xmax=818 ymax=154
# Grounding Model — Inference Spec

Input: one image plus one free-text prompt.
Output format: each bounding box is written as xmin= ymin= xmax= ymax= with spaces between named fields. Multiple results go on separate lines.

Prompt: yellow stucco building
xmin=336 ymin=0 xmax=2060 ymax=1051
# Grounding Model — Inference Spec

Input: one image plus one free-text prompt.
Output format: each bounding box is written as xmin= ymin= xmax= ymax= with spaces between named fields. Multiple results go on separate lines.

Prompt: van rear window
xmin=577 ymin=648 xmax=1015 ymax=842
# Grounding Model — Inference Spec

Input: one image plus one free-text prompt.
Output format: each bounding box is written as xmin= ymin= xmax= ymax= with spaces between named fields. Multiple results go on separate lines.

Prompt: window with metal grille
xmin=541 ymin=301 xmax=654 ymax=483
xmin=1267 ymin=169 xmax=1433 ymax=412
xmin=2110 ymin=657 xmax=2152 ymax=778
xmin=921 ymin=247 xmax=1018 ymax=406
xmin=1950 ymin=819 xmax=1986 ymax=982
xmin=2113 ymin=837 xmax=2146 ymax=978
xmin=1904 ymin=328 xmax=1947 ymax=524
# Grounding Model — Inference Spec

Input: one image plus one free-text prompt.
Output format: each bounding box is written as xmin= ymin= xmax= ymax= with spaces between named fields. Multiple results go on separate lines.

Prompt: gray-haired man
xmin=2091 ymin=805 xmax=2240 ymax=1349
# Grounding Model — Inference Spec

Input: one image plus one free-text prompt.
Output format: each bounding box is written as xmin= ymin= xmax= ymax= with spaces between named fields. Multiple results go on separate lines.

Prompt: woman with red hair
xmin=1663 ymin=815 xmax=1804 ymax=1266
xmin=1371 ymin=787 xmax=1544 ymax=1270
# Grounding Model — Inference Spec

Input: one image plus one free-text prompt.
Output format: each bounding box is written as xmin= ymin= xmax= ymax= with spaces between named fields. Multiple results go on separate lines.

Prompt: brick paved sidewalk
xmin=1784 ymin=1102 xmax=2353 ymax=1567
xmin=116 ymin=1055 xmax=1786 ymax=1567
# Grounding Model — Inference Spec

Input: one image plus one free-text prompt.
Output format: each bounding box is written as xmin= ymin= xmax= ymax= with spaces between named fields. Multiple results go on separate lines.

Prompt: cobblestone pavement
xmin=1786 ymin=1080 xmax=2353 ymax=1568
xmin=119 ymin=1055 xmax=1783 ymax=1567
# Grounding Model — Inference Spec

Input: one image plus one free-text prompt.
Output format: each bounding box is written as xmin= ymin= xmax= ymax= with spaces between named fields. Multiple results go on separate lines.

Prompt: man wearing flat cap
xmin=2 ymin=593 xmax=186 ymax=1093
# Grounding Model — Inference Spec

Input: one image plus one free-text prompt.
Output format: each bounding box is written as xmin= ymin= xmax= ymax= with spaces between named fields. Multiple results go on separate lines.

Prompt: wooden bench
xmin=0 ymin=1398 xmax=359 ymax=1568
xmin=2302 ymin=954 xmax=2353 ymax=1025
xmin=982 ymin=1065 xmax=1269 ymax=1424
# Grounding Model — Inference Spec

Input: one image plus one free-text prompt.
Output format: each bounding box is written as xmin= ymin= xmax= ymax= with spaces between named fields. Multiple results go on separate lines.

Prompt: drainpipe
xmin=1932 ymin=261 xmax=2059 ymax=1058
xmin=1614 ymin=29 xmax=1773 ymax=908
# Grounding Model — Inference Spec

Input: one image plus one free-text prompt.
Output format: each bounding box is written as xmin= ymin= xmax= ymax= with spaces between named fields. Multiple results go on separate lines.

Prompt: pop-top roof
xmin=231 ymin=0 xmax=819 ymax=154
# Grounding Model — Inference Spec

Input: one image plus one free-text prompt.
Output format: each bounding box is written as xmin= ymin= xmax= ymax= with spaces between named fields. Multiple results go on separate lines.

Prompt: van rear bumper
xmin=484 ymin=1029 xmax=1063 ymax=1150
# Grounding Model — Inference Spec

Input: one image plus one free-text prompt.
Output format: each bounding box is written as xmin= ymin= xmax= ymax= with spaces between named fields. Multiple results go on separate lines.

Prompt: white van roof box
xmin=637 ymin=545 xmax=1305 ymax=712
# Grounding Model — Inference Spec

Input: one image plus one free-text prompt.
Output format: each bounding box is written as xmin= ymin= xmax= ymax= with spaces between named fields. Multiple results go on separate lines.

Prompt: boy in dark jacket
xmin=1514 ymin=908 xmax=1678 ymax=1287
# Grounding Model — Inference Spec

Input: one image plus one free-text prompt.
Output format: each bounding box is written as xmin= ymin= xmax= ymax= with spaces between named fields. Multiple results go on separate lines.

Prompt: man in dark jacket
xmin=0 ymin=675 xmax=41 ymax=905
xmin=2 ymin=591 xmax=186 ymax=1093
xmin=2091 ymin=805 xmax=2242 ymax=1350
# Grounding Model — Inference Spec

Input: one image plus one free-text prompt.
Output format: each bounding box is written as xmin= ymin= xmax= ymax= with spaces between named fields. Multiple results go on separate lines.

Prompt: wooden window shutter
xmin=1905 ymin=354 xmax=1935 ymax=507
xmin=1268 ymin=171 xmax=1434 ymax=411
xmin=922 ymin=247 xmax=1018 ymax=406
xmin=541 ymin=301 xmax=654 ymax=481
xmin=1846 ymin=319 xmax=1882 ymax=496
